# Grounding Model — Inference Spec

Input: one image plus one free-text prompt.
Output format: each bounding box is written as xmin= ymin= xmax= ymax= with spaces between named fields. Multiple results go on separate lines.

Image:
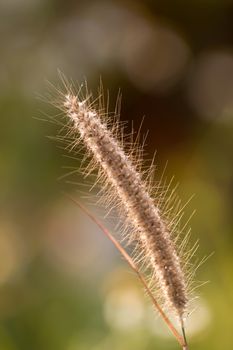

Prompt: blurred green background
xmin=1 ymin=0 xmax=233 ymax=349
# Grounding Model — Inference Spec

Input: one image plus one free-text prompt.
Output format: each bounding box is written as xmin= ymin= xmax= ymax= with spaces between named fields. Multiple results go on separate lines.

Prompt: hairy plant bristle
xmin=49 ymin=79 xmax=194 ymax=320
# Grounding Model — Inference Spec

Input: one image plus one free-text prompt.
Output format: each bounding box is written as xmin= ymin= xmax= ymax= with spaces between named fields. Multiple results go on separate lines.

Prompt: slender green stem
xmin=181 ymin=317 xmax=189 ymax=350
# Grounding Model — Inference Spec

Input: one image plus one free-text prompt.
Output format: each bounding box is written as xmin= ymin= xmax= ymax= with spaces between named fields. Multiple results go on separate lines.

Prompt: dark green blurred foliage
xmin=0 ymin=0 xmax=233 ymax=349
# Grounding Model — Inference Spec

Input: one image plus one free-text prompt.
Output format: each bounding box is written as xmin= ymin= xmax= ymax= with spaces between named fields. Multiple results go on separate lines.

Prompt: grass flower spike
xmin=64 ymin=91 xmax=187 ymax=314
xmin=48 ymin=76 xmax=201 ymax=349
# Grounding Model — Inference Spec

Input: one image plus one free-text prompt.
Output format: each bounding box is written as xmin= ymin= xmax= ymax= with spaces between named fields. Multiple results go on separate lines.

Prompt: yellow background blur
xmin=0 ymin=1 xmax=233 ymax=349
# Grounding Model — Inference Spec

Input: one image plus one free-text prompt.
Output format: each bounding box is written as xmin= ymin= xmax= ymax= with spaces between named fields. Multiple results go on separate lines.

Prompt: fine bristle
xmin=47 ymin=76 xmax=194 ymax=319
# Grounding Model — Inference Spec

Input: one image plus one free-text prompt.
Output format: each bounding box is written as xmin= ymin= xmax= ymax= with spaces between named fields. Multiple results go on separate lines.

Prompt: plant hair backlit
xmin=49 ymin=77 xmax=194 ymax=321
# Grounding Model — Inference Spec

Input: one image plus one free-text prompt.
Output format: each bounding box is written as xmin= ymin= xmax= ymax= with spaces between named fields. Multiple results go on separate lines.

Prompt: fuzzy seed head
xmin=60 ymin=88 xmax=190 ymax=318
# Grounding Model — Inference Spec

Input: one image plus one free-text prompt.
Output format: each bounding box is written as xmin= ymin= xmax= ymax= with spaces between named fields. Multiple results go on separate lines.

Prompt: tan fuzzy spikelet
xmin=58 ymin=87 xmax=188 ymax=319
